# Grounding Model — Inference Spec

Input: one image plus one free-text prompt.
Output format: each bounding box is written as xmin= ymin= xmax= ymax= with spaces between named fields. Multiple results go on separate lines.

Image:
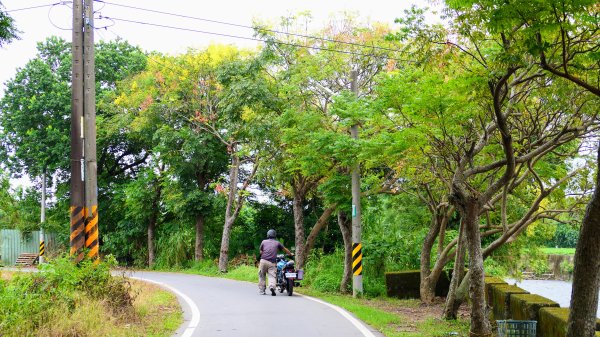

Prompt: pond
xmin=506 ymin=278 xmax=600 ymax=317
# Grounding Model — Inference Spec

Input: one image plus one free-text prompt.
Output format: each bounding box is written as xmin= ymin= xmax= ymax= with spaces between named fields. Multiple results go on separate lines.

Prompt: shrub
xmin=0 ymin=255 xmax=134 ymax=335
xmin=155 ymin=228 xmax=194 ymax=269
xmin=303 ymin=250 xmax=345 ymax=293
xmin=546 ymin=223 xmax=579 ymax=248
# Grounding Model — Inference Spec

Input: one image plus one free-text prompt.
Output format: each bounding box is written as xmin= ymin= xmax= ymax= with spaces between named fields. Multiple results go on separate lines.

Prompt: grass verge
xmin=541 ymin=247 xmax=576 ymax=255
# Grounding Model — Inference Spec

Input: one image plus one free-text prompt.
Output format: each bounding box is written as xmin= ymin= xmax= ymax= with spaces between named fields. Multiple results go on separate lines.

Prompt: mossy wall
xmin=484 ymin=276 xmax=507 ymax=306
xmin=385 ymin=270 xmax=450 ymax=299
xmin=384 ymin=272 xmax=599 ymax=337
xmin=538 ymin=307 xmax=570 ymax=337
xmin=490 ymin=284 xmax=529 ymax=320
xmin=510 ymin=294 xmax=559 ymax=337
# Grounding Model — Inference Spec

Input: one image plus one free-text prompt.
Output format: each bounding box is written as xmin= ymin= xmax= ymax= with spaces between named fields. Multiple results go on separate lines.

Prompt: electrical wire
xmin=5 ymin=2 xmax=62 ymax=13
xmin=102 ymin=15 xmax=405 ymax=61
xmin=47 ymin=2 xmax=73 ymax=31
xmin=94 ymin=0 xmax=402 ymax=54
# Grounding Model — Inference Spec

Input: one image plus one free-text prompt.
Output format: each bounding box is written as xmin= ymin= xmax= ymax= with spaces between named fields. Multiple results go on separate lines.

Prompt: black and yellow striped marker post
xmin=70 ymin=206 xmax=85 ymax=263
xmin=85 ymin=205 xmax=99 ymax=263
xmin=39 ymin=240 xmax=45 ymax=258
xmin=352 ymin=242 xmax=363 ymax=276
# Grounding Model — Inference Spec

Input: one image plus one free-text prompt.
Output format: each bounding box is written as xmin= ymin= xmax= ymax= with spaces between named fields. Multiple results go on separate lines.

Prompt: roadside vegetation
xmin=541 ymin=248 xmax=576 ymax=256
xmin=0 ymin=257 xmax=181 ymax=337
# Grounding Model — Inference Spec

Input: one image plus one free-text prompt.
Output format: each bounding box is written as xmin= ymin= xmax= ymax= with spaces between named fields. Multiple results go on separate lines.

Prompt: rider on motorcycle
xmin=258 ymin=229 xmax=293 ymax=296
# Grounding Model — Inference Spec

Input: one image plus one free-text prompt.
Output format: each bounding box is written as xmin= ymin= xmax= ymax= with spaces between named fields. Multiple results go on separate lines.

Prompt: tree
xmin=375 ymin=18 xmax=597 ymax=335
xmin=256 ymin=13 xmax=398 ymax=269
xmin=0 ymin=170 xmax=18 ymax=228
xmin=208 ymin=53 xmax=276 ymax=272
xmin=0 ymin=1 xmax=18 ymax=47
xmin=438 ymin=1 xmax=600 ymax=335
xmin=0 ymin=36 xmax=148 ymax=262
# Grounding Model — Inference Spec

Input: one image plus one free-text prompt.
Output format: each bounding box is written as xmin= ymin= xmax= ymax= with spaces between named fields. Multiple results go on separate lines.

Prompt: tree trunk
xmin=444 ymin=219 xmax=467 ymax=320
xmin=218 ymin=152 xmax=240 ymax=272
xmin=195 ymin=214 xmax=205 ymax=261
xmin=293 ymin=191 xmax=306 ymax=269
xmin=437 ymin=215 xmax=447 ymax=258
xmin=148 ymin=180 xmax=162 ymax=268
xmin=338 ymin=211 xmax=352 ymax=293
xmin=451 ymin=269 xmax=471 ymax=315
xmin=566 ymin=143 xmax=600 ymax=337
xmin=303 ymin=204 xmax=336 ymax=264
xmin=148 ymin=215 xmax=156 ymax=267
xmin=462 ymin=198 xmax=491 ymax=337
xmin=421 ymin=211 xmax=444 ymax=303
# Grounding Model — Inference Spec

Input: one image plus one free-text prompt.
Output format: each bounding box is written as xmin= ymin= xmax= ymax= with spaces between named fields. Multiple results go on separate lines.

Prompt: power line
xmin=102 ymin=16 xmax=405 ymax=61
xmin=94 ymin=0 xmax=402 ymax=54
xmin=5 ymin=2 xmax=62 ymax=13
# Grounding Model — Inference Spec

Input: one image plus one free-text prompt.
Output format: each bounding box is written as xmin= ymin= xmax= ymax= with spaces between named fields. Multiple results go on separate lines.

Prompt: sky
xmin=0 ymin=0 xmax=438 ymax=93
xmin=0 ymin=0 xmax=437 ymax=188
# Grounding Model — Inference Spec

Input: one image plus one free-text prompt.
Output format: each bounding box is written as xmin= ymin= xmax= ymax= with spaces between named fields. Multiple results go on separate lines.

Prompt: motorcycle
xmin=276 ymin=254 xmax=303 ymax=296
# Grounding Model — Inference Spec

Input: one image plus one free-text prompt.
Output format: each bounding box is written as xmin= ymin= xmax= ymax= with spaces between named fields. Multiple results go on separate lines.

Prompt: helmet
xmin=267 ymin=229 xmax=277 ymax=239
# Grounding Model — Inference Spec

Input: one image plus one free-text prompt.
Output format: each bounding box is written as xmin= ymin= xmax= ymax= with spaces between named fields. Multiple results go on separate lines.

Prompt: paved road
xmin=127 ymin=271 xmax=384 ymax=337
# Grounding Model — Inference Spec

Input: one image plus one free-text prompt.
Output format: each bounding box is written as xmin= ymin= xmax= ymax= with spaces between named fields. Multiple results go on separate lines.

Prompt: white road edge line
xmin=130 ymin=276 xmax=200 ymax=337
xmin=298 ymin=294 xmax=377 ymax=337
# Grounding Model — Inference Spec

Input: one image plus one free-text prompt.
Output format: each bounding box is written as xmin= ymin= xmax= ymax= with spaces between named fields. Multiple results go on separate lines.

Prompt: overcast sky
xmin=1 ymin=0 xmax=438 ymax=188
xmin=0 ymin=0 xmax=440 ymax=93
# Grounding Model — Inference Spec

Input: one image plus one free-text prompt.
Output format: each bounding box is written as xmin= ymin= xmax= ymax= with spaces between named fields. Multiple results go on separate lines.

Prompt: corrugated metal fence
xmin=0 ymin=229 xmax=58 ymax=266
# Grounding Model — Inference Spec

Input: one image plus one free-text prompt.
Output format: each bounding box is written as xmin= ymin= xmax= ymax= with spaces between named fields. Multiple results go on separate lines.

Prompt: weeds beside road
xmin=0 ymin=258 xmax=181 ymax=337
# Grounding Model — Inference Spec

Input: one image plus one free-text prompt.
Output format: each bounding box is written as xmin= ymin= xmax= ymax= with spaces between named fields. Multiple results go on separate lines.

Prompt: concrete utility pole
xmin=39 ymin=170 xmax=46 ymax=264
xmin=83 ymin=0 xmax=99 ymax=262
xmin=350 ymin=70 xmax=363 ymax=297
xmin=70 ymin=0 xmax=85 ymax=263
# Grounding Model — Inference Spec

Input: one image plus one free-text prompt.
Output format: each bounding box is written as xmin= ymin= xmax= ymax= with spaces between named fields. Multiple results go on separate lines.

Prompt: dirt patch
xmin=363 ymin=297 xmax=470 ymax=332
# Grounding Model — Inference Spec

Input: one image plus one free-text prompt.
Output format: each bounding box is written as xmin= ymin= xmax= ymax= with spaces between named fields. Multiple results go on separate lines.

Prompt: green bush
xmin=0 ymin=255 xmax=133 ymax=334
xmin=191 ymin=259 xmax=220 ymax=275
xmin=303 ymin=250 xmax=345 ymax=293
xmin=546 ymin=223 xmax=579 ymax=248
xmin=301 ymin=249 xmax=387 ymax=297
xmin=559 ymin=259 xmax=574 ymax=275
xmin=155 ymin=228 xmax=195 ymax=269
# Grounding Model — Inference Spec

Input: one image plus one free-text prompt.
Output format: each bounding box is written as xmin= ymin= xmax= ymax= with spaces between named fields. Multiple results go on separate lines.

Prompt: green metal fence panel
xmin=0 ymin=229 xmax=58 ymax=266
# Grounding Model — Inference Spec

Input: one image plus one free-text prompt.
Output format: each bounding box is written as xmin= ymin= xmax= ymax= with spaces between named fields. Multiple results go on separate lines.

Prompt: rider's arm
xmin=283 ymin=247 xmax=294 ymax=256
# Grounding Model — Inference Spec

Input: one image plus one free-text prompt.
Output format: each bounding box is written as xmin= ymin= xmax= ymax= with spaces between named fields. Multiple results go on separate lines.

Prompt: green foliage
xmin=302 ymin=249 xmax=387 ymax=297
xmin=546 ymin=224 xmax=579 ymax=248
xmin=541 ymin=247 xmax=576 ymax=256
xmin=0 ymin=171 xmax=17 ymax=228
xmin=303 ymin=250 xmax=345 ymax=293
xmin=225 ymin=265 xmax=258 ymax=282
xmin=0 ymin=2 xmax=18 ymax=47
xmin=363 ymin=194 xmax=430 ymax=272
xmin=155 ymin=226 xmax=195 ymax=269
xmin=559 ymin=259 xmax=574 ymax=276
xmin=0 ymin=256 xmax=132 ymax=334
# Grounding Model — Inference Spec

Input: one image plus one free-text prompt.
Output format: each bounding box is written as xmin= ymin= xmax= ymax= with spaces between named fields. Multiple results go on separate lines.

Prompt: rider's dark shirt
xmin=260 ymin=239 xmax=283 ymax=263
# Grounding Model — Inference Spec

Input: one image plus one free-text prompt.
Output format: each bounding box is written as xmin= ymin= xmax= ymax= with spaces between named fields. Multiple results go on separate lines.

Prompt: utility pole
xmin=83 ymin=0 xmax=99 ymax=262
xmin=39 ymin=169 xmax=46 ymax=264
xmin=70 ymin=0 xmax=85 ymax=263
xmin=350 ymin=70 xmax=363 ymax=297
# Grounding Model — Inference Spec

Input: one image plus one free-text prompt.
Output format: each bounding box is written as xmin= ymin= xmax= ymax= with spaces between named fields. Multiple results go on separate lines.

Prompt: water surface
xmin=506 ymin=278 xmax=600 ymax=317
